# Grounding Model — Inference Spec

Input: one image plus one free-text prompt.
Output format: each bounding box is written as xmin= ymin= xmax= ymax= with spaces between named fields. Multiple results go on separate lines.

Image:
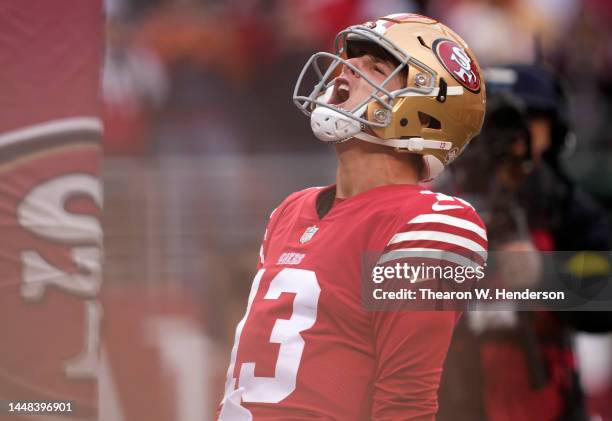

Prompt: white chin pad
xmin=310 ymin=107 xmax=362 ymax=143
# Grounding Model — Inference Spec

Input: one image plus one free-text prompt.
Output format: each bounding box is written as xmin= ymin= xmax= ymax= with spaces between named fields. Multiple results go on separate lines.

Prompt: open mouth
xmin=328 ymin=77 xmax=351 ymax=106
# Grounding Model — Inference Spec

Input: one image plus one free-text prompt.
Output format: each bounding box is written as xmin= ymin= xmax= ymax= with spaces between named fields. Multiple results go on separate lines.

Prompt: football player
xmin=218 ymin=13 xmax=487 ymax=420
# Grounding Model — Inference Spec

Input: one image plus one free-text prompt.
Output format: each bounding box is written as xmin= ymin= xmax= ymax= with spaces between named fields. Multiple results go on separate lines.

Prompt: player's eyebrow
xmin=369 ymin=54 xmax=394 ymax=71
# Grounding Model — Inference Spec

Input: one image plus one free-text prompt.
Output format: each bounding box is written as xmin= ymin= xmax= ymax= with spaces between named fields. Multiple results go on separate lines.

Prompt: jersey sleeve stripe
xmin=377 ymin=247 xmax=485 ymax=268
xmin=387 ymin=230 xmax=487 ymax=254
xmin=407 ymin=213 xmax=487 ymax=240
xmin=402 ymin=222 xmax=486 ymax=247
xmin=386 ymin=239 xmax=487 ymax=265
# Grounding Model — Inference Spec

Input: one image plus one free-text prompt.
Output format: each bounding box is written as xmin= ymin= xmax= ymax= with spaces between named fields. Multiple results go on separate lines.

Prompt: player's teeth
xmin=338 ymin=83 xmax=349 ymax=92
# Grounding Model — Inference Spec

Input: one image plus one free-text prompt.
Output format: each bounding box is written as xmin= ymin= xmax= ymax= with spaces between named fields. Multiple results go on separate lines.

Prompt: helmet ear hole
xmin=418 ymin=112 xmax=441 ymax=130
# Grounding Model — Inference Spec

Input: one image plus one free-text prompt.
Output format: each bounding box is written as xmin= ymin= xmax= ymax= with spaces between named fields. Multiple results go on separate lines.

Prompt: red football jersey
xmin=219 ymin=184 xmax=488 ymax=420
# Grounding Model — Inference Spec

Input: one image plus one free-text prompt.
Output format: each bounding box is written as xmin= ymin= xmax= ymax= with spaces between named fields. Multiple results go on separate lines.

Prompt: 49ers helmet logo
xmin=433 ymin=39 xmax=481 ymax=93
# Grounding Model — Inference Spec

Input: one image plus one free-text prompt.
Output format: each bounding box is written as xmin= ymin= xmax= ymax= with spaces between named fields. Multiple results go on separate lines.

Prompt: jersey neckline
xmin=309 ymin=183 xmax=425 ymax=222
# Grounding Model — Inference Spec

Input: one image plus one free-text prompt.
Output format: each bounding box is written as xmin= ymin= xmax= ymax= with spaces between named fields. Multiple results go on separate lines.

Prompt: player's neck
xmin=334 ymin=139 xmax=420 ymax=198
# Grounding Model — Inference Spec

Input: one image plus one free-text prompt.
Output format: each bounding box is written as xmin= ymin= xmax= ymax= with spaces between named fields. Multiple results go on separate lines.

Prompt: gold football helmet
xmin=293 ymin=13 xmax=486 ymax=180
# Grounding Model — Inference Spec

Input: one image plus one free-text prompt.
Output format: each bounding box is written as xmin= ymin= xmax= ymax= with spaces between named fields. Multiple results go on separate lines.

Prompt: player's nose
xmin=343 ymin=56 xmax=365 ymax=80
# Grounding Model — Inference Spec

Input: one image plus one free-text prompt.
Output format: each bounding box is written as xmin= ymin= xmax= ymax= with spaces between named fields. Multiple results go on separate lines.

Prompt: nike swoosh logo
xmin=432 ymin=203 xmax=463 ymax=212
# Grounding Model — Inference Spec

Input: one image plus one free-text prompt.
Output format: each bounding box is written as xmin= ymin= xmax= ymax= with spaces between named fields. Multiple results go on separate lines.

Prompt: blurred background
xmin=97 ymin=0 xmax=612 ymax=419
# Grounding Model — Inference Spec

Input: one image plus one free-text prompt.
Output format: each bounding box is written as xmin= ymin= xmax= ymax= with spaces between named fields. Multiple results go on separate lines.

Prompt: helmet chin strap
xmin=353 ymin=131 xmax=452 ymax=152
xmin=310 ymin=104 xmax=450 ymax=180
xmin=353 ymin=131 xmax=449 ymax=181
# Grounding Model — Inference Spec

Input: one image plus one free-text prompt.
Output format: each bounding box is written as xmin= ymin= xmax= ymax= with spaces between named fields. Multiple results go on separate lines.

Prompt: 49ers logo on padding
xmin=433 ymin=39 xmax=481 ymax=93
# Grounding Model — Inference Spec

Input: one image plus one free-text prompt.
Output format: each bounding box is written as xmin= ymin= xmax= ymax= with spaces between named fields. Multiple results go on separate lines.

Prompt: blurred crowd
xmin=99 ymin=0 xmax=612 ymax=419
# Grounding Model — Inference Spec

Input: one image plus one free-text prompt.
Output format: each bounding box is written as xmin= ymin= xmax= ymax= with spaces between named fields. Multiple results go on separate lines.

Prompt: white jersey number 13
xmin=223 ymin=268 xmax=321 ymax=405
